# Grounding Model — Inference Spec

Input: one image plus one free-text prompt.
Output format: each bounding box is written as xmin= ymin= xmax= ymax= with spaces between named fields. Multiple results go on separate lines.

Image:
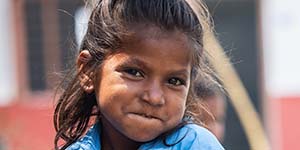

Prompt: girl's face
xmin=96 ymin=26 xmax=193 ymax=142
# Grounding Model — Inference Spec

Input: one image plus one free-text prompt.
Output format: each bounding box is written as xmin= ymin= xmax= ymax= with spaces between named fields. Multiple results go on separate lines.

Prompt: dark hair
xmin=54 ymin=0 xmax=220 ymax=149
xmin=193 ymin=67 xmax=226 ymax=125
xmin=194 ymin=64 xmax=226 ymax=100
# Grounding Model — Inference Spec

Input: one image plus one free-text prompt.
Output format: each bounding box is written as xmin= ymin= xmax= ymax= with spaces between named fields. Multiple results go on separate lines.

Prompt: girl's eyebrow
xmin=169 ymin=69 xmax=189 ymax=79
xmin=119 ymin=56 xmax=189 ymax=78
xmin=119 ymin=57 xmax=149 ymax=69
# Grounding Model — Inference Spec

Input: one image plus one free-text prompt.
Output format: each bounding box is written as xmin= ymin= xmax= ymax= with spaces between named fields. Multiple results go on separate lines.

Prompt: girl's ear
xmin=77 ymin=50 xmax=94 ymax=93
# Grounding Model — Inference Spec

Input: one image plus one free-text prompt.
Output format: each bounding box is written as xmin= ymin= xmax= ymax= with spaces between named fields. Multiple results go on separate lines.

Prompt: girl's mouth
xmin=140 ymin=113 xmax=154 ymax=119
xmin=129 ymin=112 xmax=161 ymax=121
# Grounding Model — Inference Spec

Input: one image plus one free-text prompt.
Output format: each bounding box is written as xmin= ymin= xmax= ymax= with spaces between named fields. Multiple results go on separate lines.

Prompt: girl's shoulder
xmin=66 ymin=123 xmax=224 ymax=150
xmin=66 ymin=124 xmax=100 ymax=150
xmin=139 ymin=124 xmax=225 ymax=150
xmin=180 ymin=124 xmax=225 ymax=149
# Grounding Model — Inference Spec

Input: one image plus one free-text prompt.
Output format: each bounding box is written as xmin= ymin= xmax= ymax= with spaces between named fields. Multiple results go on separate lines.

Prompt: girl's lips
xmin=129 ymin=112 xmax=162 ymax=121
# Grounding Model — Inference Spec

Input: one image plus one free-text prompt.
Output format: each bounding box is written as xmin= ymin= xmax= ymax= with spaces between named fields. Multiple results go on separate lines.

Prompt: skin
xmin=205 ymin=94 xmax=226 ymax=141
xmin=78 ymin=26 xmax=194 ymax=150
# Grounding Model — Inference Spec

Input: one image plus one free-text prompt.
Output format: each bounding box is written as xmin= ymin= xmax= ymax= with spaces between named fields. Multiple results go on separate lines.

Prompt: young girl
xmin=195 ymin=76 xmax=227 ymax=142
xmin=54 ymin=0 xmax=225 ymax=149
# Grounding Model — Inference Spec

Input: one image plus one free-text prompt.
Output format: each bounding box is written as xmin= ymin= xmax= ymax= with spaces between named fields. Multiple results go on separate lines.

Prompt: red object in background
xmin=0 ymin=101 xmax=55 ymax=150
xmin=268 ymin=96 xmax=300 ymax=150
xmin=1 ymin=96 xmax=300 ymax=150
xmin=280 ymin=97 xmax=300 ymax=150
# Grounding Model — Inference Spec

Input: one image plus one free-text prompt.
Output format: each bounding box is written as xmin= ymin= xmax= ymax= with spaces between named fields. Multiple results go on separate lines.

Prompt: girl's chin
xmin=126 ymin=132 xmax=159 ymax=142
xmin=121 ymin=129 xmax=163 ymax=142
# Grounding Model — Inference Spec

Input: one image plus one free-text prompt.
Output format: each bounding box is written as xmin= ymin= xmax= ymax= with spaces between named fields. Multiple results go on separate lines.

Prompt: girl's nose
xmin=141 ymin=82 xmax=165 ymax=106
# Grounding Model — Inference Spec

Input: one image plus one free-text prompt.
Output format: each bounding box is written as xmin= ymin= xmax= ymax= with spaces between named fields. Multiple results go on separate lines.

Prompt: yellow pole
xmin=204 ymin=32 xmax=270 ymax=150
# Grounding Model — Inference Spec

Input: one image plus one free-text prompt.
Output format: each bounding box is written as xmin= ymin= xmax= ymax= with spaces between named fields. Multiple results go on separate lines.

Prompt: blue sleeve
xmin=183 ymin=124 xmax=225 ymax=150
xmin=139 ymin=124 xmax=225 ymax=150
xmin=66 ymin=124 xmax=100 ymax=150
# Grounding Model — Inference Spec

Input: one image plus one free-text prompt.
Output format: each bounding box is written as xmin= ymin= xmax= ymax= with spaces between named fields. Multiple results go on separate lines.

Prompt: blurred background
xmin=0 ymin=0 xmax=299 ymax=149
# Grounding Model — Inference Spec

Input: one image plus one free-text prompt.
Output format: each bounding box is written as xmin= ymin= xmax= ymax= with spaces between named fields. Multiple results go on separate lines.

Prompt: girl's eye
xmin=124 ymin=68 xmax=144 ymax=78
xmin=168 ymin=78 xmax=185 ymax=86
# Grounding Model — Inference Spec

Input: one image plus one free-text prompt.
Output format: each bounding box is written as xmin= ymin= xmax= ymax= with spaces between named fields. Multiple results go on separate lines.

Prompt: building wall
xmin=0 ymin=0 xmax=83 ymax=149
xmin=0 ymin=0 xmax=17 ymax=105
xmin=261 ymin=0 xmax=300 ymax=149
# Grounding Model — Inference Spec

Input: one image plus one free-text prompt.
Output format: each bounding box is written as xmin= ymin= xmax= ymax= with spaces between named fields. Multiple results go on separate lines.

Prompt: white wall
xmin=0 ymin=0 xmax=17 ymax=105
xmin=74 ymin=6 xmax=91 ymax=48
xmin=262 ymin=0 xmax=300 ymax=97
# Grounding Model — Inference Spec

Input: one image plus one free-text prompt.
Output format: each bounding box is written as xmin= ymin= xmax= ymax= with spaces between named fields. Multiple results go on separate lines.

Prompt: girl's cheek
xmin=123 ymin=78 xmax=146 ymax=91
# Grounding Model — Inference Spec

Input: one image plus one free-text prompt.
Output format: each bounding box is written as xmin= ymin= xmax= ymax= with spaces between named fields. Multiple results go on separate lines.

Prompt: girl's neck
xmin=100 ymin=119 xmax=141 ymax=150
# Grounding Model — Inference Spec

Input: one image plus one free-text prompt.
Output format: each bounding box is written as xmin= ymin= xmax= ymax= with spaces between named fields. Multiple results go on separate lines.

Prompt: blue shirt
xmin=67 ymin=123 xmax=224 ymax=150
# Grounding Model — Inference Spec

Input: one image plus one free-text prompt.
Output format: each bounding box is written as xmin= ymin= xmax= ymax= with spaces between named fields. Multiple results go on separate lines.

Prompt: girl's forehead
xmin=123 ymin=28 xmax=189 ymax=51
xmin=114 ymin=26 xmax=194 ymax=68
